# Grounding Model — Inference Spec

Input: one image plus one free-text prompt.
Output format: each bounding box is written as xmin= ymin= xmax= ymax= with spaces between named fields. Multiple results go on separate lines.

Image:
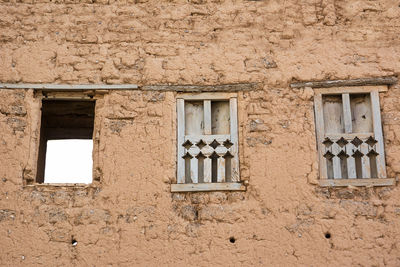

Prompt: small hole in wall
xmin=229 ymin=237 xmax=236 ymax=243
xmin=71 ymin=238 xmax=78 ymax=246
xmin=325 ymin=232 xmax=331 ymax=239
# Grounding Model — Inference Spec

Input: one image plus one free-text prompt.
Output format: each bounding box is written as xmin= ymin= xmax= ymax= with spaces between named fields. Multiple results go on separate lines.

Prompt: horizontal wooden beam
xmin=171 ymin=182 xmax=246 ymax=192
xmin=315 ymin=85 xmax=387 ymax=94
xmin=325 ymin=133 xmax=374 ymax=140
xmin=0 ymin=83 xmax=138 ymax=90
xmin=319 ymin=178 xmax=395 ymax=187
xmin=141 ymin=83 xmax=258 ymax=92
xmin=25 ymin=183 xmax=93 ymax=188
xmin=291 ymin=76 xmax=397 ymax=89
xmin=0 ymin=83 xmax=259 ymax=92
xmin=177 ymin=92 xmax=237 ymax=100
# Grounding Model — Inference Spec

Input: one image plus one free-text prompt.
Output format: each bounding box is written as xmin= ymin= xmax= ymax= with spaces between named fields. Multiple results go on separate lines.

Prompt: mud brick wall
xmin=1 ymin=1 xmax=400 ymax=266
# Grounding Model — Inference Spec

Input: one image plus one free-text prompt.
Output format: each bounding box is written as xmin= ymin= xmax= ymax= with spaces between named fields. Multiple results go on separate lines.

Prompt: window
xmin=172 ymin=93 xmax=245 ymax=192
xmin=36 ymin=100 xmax=95 ymax=184
xmin=314 ymin=86 xmax=394 ymax=187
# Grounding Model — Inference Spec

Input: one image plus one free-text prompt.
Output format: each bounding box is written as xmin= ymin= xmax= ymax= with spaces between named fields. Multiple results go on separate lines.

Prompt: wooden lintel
xmin=319 ymin=178 xmax=395 ymax=187
xmin=290 ymin=76 xmax=397 ymax=89
xmin=171 ymin=182 xmax=246 ymax=192
xmin=0 ymin=83 xmax=138 ymax=90
xmin=0 ymin=83 xmax=259 ymax=92
xmin=142 ymin=83 xmax=259 ymax=92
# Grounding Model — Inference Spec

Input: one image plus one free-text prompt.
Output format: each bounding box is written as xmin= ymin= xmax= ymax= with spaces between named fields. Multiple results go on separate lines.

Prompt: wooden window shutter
xmin=174 ymin=94 xmax=244 ymax=192
xmin=314 ymin=86 xmax=394 ymax=187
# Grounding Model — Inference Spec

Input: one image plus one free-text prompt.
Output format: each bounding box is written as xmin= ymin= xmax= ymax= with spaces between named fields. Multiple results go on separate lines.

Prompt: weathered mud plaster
xmin=1 ymin=1 xmax=400 ymax=266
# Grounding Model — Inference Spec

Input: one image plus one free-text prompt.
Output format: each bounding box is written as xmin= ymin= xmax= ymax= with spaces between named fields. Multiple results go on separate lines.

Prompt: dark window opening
xmin=36 ymin=100 xmax=95 ymax=184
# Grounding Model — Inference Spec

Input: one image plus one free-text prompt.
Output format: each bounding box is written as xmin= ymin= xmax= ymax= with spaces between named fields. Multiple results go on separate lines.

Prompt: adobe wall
xmin=1 ymin=1 xmax=400 ymax=266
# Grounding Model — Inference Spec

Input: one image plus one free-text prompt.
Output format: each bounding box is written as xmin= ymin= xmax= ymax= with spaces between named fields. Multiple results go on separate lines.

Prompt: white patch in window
xmin=44 ymin=139 xmax=93 ymax=184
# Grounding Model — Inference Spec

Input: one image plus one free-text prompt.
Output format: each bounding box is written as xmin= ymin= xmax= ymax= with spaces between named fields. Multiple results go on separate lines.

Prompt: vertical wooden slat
xmin=332 ymin=143 xmax=342 ymax=179
xmin=229 ymin=98 xmax=240 ymax=182
xmin=204 ymin=157 xmax=212 ymax=183
xmin=346 ymin=143 xmax=357 ymax=179
xmin=197 ymin=156 xmax=204 ymax=183
xmin=204 ymin=100 xmax=212 ymax=135
xmin=342 ymin=93 xmax=352 ymax=133
xmin=184 ymin=156 xmax=191 ymax=183
xmin=217 ymin=157 xmax=225 ymax=182
xmin=211 ymin=155 xmax=218 ymax=183
xmin=177 ymin=99 xmax=185 ymax=183
xmin=342 ymin=93 xmax=357 ymax=179
xmin=190 ymin=157 xmax=198 ymax=183
xmin=225 ymin=156 xmax=232 ymax=182
xmin=369 ymin=152 xmax=378 ymax=178
xmin=370 ymin=90 xmax=387 ymax=178
xmin=314 ymin=93 xmax=328 ymax=179
xmin=361 ymin=142 xmax=371 ymax=179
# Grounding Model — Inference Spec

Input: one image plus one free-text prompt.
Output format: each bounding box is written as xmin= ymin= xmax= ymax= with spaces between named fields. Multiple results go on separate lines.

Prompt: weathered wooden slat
xmin=171 ymin=182 xmax=246 ymax=192
xmin=184 ymin=157 xmax=191 ymax=183
xmin=290 ymin=77 xmax=397 ymax=89
xmin=190 ymin=157 xmax=198 ymax=183
xmin=342 ymin=93 xmax=352 ymax=133
xmin=204 ymin=100 xmax=212 ymax=135
xmin=229 ymin=98 xmax=240 ymax=182
xmin=342 ymin=93 xmax=356 ymax=179
xmin=0 ymin=83 xmax=259 ymax=92
xmin=204 ymin=157 xmax=212 ymax=183
xmin=0 ymin=83 xmax=139 ymax=90
xmin=143 ymin=83 xmax=258 ymax=92
xmin=197 ymin=155 xmax=204 ymax=183
xmin=361 ymin=143 xmax=371 ymax=179
xmin=44 ymin=92 xmax=95 ymax=99
xmin=177 ymin=99 xmax=185 ymax=183
xmin=325 ymin=133 xmax=374 ymax=140
xmin=177 ymin=92 xmax=238 ymax=100
xmin=184 ymin=134 xmax=231 ymax=143
xmin=217 ymin=157 xmax=226 ymax=182
xmin=370 ymin=90 xmax=387 ymax=178
xmin=346 ymin=143 xmax=357 ymax=179
xmin=314 ymin=93 xmax=328 ymax=179
xmin=319 ymin=178 xmax=395 ymax=187
xmin=332 ymin=143 xmax=342 ymax=179
xmin=314 ymin=86 xmax=388 ymax=94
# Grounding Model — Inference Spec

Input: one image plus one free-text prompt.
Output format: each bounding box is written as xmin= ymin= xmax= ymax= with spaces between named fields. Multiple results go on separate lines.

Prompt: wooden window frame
xmin=172 ymin=92 xmax=245 ymax=192
xmin=314 ymin=85 xmax=394 ymax=187
xmin=23 ymin=91 xmax=104 ymax=188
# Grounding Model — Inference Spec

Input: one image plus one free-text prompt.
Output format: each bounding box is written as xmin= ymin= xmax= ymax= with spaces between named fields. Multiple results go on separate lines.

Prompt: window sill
xmin=171 ymin=182 xmax=246 ymax=192
xmin=319 ymin=178 xmax=395 ymax=187
xmin=24 ymin=183 xmax=96 ymax=190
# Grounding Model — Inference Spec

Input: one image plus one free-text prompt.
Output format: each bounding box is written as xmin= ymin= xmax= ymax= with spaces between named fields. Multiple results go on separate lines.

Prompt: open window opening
xmin=36 ymin=100 xmax=95 ymax=184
